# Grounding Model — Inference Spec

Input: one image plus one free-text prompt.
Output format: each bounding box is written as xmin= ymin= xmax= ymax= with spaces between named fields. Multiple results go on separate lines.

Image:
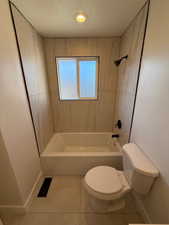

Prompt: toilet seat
xmin=84 ymin=166 xmax=131 ymax=201
xmin=85 ymin=166 xmax=123 ymax=194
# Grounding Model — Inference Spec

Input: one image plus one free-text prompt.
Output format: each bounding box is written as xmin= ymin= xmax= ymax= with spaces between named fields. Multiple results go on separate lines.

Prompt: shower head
xmin=114 ymin=55 xmax=128 ymax=67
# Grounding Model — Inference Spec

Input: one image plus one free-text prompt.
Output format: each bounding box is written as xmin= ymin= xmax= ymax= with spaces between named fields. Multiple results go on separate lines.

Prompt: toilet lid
xmin=85 ymin=166 xmax=123 ymax=194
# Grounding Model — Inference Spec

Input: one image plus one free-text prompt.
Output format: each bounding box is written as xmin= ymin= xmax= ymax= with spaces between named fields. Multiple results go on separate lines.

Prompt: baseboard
xmin=132 ymin=192 xmax=152 ymax=224
xmin=0 ymin=204 xmax=26 ymax=215
xmin=0 ymin=171 xmax=42 ymax=215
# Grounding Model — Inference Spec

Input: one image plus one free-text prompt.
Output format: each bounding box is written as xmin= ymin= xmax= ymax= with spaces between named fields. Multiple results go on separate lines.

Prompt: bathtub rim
xmin=41 ymin=151 xmax=122 ymax=157
xmin=41 ymin=132 xmax=123 ymax=157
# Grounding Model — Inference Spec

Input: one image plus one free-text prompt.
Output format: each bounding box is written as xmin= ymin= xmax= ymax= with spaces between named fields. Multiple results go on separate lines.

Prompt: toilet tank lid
xmin=123 ymin=143 xmax=159 ymax=178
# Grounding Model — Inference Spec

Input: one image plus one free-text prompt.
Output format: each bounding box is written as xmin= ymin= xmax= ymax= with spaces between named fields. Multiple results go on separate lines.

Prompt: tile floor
xmin=1 ymin=176 xmax=145 ymax=225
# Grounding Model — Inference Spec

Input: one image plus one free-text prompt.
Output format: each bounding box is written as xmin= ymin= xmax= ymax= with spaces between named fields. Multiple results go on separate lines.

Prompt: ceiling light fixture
xmin=75 ymin=12 xmax=87 ymax=23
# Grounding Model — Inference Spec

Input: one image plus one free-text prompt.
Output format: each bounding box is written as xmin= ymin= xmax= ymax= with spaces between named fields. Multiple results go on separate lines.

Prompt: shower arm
xmin=114 ymin=55 xmax=128 ymax=66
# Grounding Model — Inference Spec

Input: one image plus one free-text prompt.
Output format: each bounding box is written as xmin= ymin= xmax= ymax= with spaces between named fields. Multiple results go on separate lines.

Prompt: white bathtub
xmin=41 ymin=132 xmax=123 ymax=175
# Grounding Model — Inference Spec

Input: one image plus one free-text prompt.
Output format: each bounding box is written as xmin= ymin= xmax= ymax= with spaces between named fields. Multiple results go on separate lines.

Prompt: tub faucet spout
xmin=112 ymin=134 xmax=119 ymax=138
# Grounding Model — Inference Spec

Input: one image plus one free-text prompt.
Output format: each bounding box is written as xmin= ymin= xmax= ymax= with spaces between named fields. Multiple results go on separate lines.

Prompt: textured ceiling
xmin=11 ymin=0 xmax=147 ymax=37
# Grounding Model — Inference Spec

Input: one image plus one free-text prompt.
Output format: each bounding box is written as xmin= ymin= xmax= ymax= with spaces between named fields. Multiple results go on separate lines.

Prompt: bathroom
xmin=0 ymin=0 xmax=169 ymax=224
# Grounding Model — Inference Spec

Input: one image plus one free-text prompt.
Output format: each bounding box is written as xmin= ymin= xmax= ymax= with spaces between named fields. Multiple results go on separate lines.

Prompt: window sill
xmin=58 ymin=98 xmax=98 ymax=102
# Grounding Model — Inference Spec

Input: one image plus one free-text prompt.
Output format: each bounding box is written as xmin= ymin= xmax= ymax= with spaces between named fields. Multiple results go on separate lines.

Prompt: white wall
xmin=131 ymin=0 xmax=169 ymax=223
xmin=0 ymin=0 xmax=41 ymax=206
xmin=0 ymin=134 xmax=22 ymax=205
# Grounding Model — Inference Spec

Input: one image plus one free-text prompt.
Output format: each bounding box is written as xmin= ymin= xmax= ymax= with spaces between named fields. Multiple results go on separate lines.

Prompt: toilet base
xmin=88 ymin=194 xmax=125 ymax=213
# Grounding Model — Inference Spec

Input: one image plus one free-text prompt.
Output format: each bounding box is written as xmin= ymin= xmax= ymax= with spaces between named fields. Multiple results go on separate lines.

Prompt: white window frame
xmin=56 ymin=56 xmax=99 ymax=101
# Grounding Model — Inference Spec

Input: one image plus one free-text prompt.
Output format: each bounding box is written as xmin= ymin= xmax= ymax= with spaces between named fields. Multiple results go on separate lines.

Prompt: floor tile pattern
xmin=1 ymin=176 xmax=144 ymax=225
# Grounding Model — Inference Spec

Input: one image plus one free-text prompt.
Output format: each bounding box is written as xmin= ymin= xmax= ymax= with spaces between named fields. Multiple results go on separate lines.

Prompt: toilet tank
xmin=123 ymin=143 xmax=159 ymax=195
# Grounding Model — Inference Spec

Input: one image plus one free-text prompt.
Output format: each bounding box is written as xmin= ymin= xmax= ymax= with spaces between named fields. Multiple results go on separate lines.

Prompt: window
xmin=56 ymin=57 xmax=98 ymax=100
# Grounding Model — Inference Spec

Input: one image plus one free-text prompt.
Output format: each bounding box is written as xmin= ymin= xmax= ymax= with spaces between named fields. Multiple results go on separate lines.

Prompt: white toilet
xmin=83 ymin=143 xmax=159 ymax=212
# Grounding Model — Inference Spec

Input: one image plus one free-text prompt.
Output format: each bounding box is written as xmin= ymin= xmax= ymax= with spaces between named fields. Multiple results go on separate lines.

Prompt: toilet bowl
xmin=83 ymin=143 xmax=159 ymax=212
xmin=83 ymin=166 xmax=131 ymax=212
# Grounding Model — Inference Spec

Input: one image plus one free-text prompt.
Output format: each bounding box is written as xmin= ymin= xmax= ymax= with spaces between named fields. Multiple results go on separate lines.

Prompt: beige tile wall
xmin=11 ymin=5 xmax=54 ymax=152
xmin=44 ymin=38 xmax=120 ymax=132
xmin=114 ymin=3 xmax=148 ymax=145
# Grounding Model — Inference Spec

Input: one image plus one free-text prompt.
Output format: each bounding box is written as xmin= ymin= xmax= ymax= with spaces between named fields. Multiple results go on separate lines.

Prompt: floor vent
xmin=37 ymin=177 xmax=52 ymax=197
